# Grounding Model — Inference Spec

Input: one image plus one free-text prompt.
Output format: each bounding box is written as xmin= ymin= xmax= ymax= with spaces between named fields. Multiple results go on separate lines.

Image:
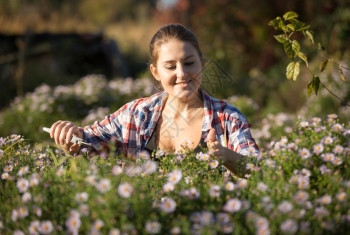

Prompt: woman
xmin=49 ymin=24 xmax=259 ymax=177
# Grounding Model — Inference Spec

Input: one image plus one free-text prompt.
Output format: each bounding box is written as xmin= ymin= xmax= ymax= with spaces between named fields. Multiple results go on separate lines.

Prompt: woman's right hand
xmin=49 ymin=120 xmax=83 ymax=155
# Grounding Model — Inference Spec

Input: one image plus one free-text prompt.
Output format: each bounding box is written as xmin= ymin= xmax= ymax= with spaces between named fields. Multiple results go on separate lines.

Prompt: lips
xmin=176 ymin=80 xmax=191 ymax=85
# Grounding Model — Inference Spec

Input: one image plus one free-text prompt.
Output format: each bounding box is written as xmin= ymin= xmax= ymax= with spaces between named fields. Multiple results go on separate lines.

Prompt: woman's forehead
xmin=157 ymin=39 xmax=199 ymax=61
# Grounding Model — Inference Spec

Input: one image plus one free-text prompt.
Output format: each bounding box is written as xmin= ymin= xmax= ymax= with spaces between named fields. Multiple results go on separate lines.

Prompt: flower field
xmin=0 ymin=75 xmax=349 ymax=234
xmin=1 ymin=113 xmax=350 ymax=234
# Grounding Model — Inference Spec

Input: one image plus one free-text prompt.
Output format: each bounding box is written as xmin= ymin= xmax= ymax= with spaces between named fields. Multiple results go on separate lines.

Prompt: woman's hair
xmin=149 ymin=24 xmax=204 ymax=90
xmin=149 ymin=24 xmax=203 ymax=65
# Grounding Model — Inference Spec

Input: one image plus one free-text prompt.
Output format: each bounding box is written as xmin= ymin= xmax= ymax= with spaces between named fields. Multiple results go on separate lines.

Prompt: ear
xmin=150 ymin=64 xmax=160 ymax=81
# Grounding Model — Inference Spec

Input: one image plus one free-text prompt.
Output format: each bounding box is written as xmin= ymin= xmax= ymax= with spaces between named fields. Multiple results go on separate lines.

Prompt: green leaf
xmin=268 ymin=17 xmax=284 ymax=30
xmin=283 ymin=11 xmax=299 ymax=20
xmin=313 ymin=75 xmax=320 ymax=95
xmin=286 ymin=24 xmax=295 ymax=31
xmin=298 ymin=51 xmax=308 ymax=67
xmin=274 ymin=34 xmax=289 ymax=44
xmin=307 ymin=75 xmax=320 ymax=96
xmin=307 ymin=81 xmax=313 ymax=97
xmin=286 ymin=61 xmax=300 ymax=81
xmin=305 ymin=30 xmax=314 ymax=44
xmin=289 ymin=18 xmax=310 ymax=31
xmin=283 ymin=40 xmax=300 ymax=59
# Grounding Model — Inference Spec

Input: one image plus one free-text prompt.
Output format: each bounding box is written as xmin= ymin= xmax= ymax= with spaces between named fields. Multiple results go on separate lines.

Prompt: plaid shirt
xmin=82 ymin=89 xmax=260 ymax=157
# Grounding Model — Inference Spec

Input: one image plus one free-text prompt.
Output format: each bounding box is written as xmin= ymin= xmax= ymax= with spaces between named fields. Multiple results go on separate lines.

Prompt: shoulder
xmin=203 ymin=90 xmax=248 ymax=122
xmin=115 ymin=91 xmax=166 ymax=115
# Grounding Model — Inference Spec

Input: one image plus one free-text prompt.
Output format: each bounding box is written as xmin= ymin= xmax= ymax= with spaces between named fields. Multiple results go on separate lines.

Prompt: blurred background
xmin=0 ymin=0 xmax=349 ymax=145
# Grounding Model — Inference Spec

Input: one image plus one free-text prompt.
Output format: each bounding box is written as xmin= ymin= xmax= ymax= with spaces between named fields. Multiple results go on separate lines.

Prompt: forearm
xmin=221 ymin=149 xmax=249 ymax=178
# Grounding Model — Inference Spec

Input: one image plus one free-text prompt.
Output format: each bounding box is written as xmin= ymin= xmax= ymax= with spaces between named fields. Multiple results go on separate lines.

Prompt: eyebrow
xmin=162 ymin=55 xmax=195 ymax=64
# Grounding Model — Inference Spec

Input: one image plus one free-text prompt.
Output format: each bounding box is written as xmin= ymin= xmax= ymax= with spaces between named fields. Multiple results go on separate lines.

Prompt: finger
xmin=50 ymin=120 xmax=63 ymax=138
xmin=66 ymin=126 xmax=78 ymax=144
xmin=60 ymin=122 xmax=75 ymax=145
xmin=69 ymin=144 xmax=80 ymax=154
xmin=208 ymin=128 xmax=216 ymax=143
xmin=53 ymin=122 xmax=65 ymax=145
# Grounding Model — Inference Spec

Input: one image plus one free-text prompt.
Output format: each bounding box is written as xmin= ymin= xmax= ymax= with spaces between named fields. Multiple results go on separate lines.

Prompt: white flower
xmin=314 ymin=206 xmax=329 ymax=217
xmin=125 ymin=165 xmax=142 ymax=177
xmin=163 ymin=182 xmax=175 ymax=193
xmin=108 ymin=228 xmax=121 ymax=235
xmin=79 ymin=204 xmax=90 ymax=216
xmin=299 ymin=121 xmax=309 ymax=128
xmin=313 ymin=143 xmax=324 ymax=155
xmin=145 ymin=221 xmax=161 ymax=234
xmin=39 ymin=221 xmax=54 ymax=234
xmin=224 ymin=181 xmax=235 ymax=191
xmin=209 ymin=185 xmax=221 ymax=197
xmin=257 ymin=182 xmax=268 ymax=192
xmin=91 ymin=219 xmax=104 ymax=231
xmin=159 ymin=197 xmax=176 ymax=214
xmin=209 ymin=160 xmax=219 ymax=169
xmin=18 ymin=166 xmax=29 ymax=176
xmin=1 ymin=172 xmax=9 ymax=180
xmin=278 ymin=201 xmax=293 ymax=213
xmin=142 ymin=160 xmax=158 ymax=175
xmin=33 ymin=206 xmax=42 ymax=217
xmin=265 ymin=159 xmax=276 ymax=168
xmin=280 ymin=219 xmax=298 ymax=234
xmin=170 ymin=226 xmax=181 ymax=235
xmin=96 ymin=179 xmax=111 ymax=193
xmin=237 ymin=179 xmax=248 ymax=189
xmin=333 ymin=145 xmax=344 ymax=154
xmin=223 ymin=198 xmax=241 ymax=213
xmin=255 ymin=216 xmax=270 ymax=231
xmin=188 ymin=187 xmax=200 ymax=199
xmin=139 ymin=150 xmax=151 ymax=160
xmin=293 ymin=191 xmax=309 ymax=205
xmin=118 ymin=183 xmax=134 ymax=198
xmin=321 ymin=153 xmax=335 ymax=162
xmin=332 ymin=123 xmax=343 ymax=132
xmin=18 ymin=207 xmax=29 ymax=218
xmin=13 ymin=230 xmax=25 ymax=235
xmin=4 ymin=164 xmax=13 ymax=172
xmin=66 ymin=211 xmax=81 ymax=233
xmin=22 ymin=192 xmax=32 ymax=203
xmin=184 ymin=176 xmax=192 ymax=184
xmin=196 ymin=152 xmax=210 ymax=161
xmin=298 ymin=148 xmax=310 ymax=159
xmin=323 ymin=136 xmax=334 ymax=145
xmin=28 ymin=220 xmax=40 ymax=235
xmin=17 ymin=178 xmax=30 ymax=193
xmin=30 ymin=173 xmax=40 ymax=186
xmin=319 ymin=195 xmax=332 ymax=205
xmin=336 ymin=192 xmax=346 ymax=202
xmin=332 ymin=157 xmax=343 ymax=166
xmin=111 ymin=165 xmax=123 ymax=176
xmin=56 ymin=167 xmax=65 ymax=177
xmin=168 ymin=169 xmax=182 ymax=184
xmin=85 ymin=175 xmax=97 ymax=186
xmin=216 ymin=212 xmax=230 ymax=224
xmin=75 ymin=192 xmax=89 ymax=203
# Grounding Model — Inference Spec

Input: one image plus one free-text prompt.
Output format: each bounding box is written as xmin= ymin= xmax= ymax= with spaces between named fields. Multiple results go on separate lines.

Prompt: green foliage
xmin=269 ymin=11 xmax=350 ymax=105
xmin=269 ymin=11 xmax=313 ymax=82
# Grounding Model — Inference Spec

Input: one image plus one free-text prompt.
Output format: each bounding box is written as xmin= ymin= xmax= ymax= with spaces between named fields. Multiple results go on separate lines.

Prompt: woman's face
xmin=150 ymin=39 xmax=203 ymax=101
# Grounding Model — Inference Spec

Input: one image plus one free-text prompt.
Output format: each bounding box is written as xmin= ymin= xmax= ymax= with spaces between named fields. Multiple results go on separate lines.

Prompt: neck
xmin=165 ymin=92 xmax=203 ymax=119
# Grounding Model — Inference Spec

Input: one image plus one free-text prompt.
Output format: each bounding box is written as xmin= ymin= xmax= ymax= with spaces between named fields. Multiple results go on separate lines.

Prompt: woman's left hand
xmin=207 ymin=128 xmax=230 ymax=162
xmin=207 ymin=128 xmax=248 ymax=177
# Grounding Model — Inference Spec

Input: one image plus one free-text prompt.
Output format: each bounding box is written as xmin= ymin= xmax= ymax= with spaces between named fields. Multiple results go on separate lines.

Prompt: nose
xmin=176 ymin=63 xmax=185 ymax=79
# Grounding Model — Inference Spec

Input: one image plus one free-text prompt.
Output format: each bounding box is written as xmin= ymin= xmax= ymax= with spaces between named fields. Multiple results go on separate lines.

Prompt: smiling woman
xmin=48 ymin=24 xmax=260 ymax=177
